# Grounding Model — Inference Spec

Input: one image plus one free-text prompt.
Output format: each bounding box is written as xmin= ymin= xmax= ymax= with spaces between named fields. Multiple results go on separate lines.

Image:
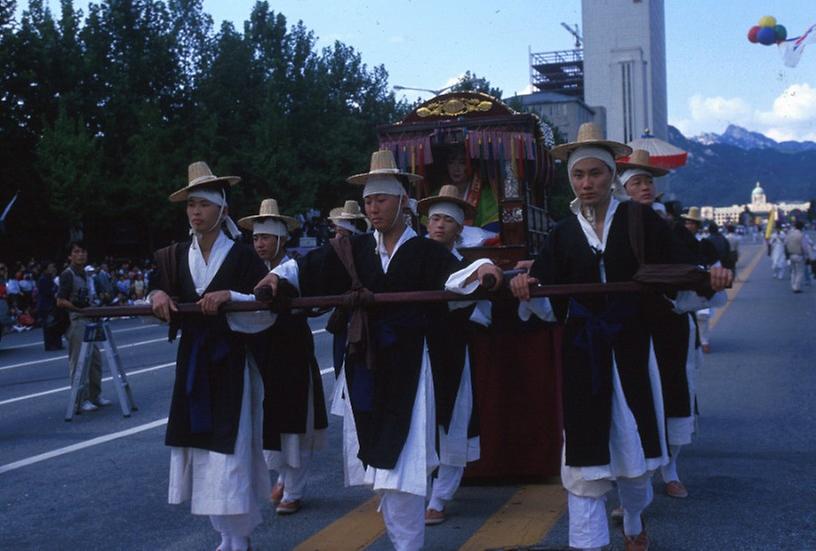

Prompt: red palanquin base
xmin=464 ymin=322 xmax=563 ymax=479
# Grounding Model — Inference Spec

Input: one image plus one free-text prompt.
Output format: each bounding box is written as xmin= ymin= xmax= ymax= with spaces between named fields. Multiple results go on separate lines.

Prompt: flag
xmin=782 ymin=23 xmax=816 ymax=68
xmin=764 ymin=209 xmax=776 ymax=241
xmin=1 ymin=191 xmax=18 ymax=221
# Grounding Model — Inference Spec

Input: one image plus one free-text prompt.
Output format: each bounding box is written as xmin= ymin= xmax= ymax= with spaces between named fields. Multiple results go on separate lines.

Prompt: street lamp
xmin=392 ymin=84 xmax=455 ymax=96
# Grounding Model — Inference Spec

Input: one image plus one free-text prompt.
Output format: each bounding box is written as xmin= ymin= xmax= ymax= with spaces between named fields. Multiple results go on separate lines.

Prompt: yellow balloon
xmin=758 ymin=15 xmax=777 ymax=28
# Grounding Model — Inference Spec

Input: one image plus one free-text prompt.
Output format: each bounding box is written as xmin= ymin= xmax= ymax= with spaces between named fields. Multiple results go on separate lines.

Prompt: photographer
xmin=56 ymin=241 xmax=111 ymax=413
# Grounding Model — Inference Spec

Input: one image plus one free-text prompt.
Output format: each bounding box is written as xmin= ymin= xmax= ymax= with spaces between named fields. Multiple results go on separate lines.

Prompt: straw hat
xmin=347 ymin=150 xmax=422 ymax=186
xmin=416 ymin=185 xmax=476 ymax=218
xmin=550 ymin=122 xmax=633 ymax=161
xmin=329 ymin=200 xmax=371 ymax=232
xmin=616 ymin=149 xmax=669 ymax=177
xmin=328 ymin=200 xmax=367 ymax=221
xmin=237 ymin=198 xmax=300 ymax=231
xmin=681 ymin=206 xmax=703 ymax=223
xmin=169 ymin=161 xmax=240 ymax=202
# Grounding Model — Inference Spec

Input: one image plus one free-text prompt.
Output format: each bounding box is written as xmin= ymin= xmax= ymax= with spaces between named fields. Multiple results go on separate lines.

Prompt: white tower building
xmin=581 ymin=0 xmax=668 ymax=142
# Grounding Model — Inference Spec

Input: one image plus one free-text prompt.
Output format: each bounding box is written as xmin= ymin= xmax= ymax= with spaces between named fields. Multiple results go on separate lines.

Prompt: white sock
xmin=623 ymin=511 xmax=643 ymax=537
xmin=427 ymin=496 xmax=446 ymax=512
xmin=661 ymin=444 xmax=682 ymax=482
xmin=229 ymin=536 xmax=250 ymax=551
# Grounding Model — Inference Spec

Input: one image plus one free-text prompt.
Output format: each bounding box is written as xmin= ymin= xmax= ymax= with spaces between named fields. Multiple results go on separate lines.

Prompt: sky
xmin=28 ymin=0 xmax=816 ymax=141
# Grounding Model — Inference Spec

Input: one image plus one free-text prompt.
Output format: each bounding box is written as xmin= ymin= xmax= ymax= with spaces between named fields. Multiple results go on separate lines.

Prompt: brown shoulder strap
xmin=329 ymin=236 xmax=364 ymax=289
xmin=628 ymin=201 xmax=646 ymax=265
xmin=328 ymin=235 xmax=377 ymax=370
xmin=153 ymin=242 xmax=180 ymax=294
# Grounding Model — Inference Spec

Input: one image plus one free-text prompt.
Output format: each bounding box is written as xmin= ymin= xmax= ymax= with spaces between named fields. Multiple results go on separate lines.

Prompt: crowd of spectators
xmin=0 ymin=257 xmax=154 ymax=336
xmin=0 ymin=211 xmax=340 ymax=337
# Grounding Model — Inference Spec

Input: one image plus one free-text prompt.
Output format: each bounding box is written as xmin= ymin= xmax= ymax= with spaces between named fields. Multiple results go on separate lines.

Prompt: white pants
xmin=568 ymin=472 xmax=653 ymax=549
xmin=660 ymin=444 xmax=682 ymax=483
xmin=428 ymin=464 xmax=464 ymax=512
xmin=380 ymin=490 xmax=426 ymax=551
xmin=790 ymin=255 xmax=805 ymax=291
xmin=210 ymin=501 xmax=260 ymax=551
xmin=276 ymin=450 xmax=312 ymax=501
xmin=697 ymin=311 xmax=711 ymax=346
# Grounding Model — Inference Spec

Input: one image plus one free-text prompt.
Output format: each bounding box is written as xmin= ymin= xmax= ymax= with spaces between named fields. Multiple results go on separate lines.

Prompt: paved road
xmin=1 ymin=241 xmax=814 ymax=550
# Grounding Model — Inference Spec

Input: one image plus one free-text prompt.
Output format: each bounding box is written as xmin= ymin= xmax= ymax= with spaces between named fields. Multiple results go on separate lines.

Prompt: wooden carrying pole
xmin=76 ymin=281 xmax=645 ymax=319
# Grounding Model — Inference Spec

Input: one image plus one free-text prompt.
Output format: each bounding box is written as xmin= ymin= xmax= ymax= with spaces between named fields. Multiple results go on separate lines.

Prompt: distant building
xmin=581 ymin=0 xmax=668 ymax=143
xmin=529 ymin=48 xmax=585 ymax=99
xmin=510 ymin=91 xmax=605 ymax=142
xmin=700 ymin=182 xmax=810 ymax=225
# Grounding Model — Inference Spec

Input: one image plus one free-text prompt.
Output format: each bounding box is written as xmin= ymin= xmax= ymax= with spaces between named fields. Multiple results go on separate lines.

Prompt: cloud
xmin=443 ymin=73 xmax=466 ymax=89
xmin=756 ymin=83 xmax=816 ymax=141
xmin=688 ymin=95 xmax=753 ymax=126
xmin=671 ymin=84 xmax=816 ymax=141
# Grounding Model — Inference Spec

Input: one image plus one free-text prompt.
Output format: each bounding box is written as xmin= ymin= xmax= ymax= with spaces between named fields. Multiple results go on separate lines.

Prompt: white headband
xmin=620 ymin=169 xmax=653 ymax=187
xmin=186 ymin=188 xmax=241 ymax=242
xmin=333 ymin=219 xmax=363 ymax=234
xmin=252 ymin=218 xmax=288 ymax=237
xmin=567 ymin=146 xmax=617 ymax=179
xmin=362 ymin=175 xmax=406 ymax=198
xmin=428 ymin=203 xmax=465 ymax=226
xmin=188 ymin=188 xmax=226 ymax=206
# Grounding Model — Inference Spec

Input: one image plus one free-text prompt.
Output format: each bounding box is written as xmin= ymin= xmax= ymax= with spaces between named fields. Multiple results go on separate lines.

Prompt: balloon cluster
xmin=748 ymin=16 xmax=787 ymax=45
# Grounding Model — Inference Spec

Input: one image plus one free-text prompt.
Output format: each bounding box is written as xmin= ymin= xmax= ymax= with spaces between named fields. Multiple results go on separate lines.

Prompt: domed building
xmin=751 ymin=181 xmax=766 ymax=207
xmin=700 ymin=182 xmax=810 ymax=225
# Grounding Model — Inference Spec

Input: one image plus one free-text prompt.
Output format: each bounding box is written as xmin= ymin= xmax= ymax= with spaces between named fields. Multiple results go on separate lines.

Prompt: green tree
xmin=450 ymin=70 xmax=503 ymax=99
xmin=36 ymin=107 xmax=103 ymax=228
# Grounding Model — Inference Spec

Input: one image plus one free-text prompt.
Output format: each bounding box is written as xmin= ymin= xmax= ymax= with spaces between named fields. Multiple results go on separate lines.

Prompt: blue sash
xmin=185 ymin=327 xmax=231 ymax=433
xmin=569 ymin=298 xmax=635 ymax=395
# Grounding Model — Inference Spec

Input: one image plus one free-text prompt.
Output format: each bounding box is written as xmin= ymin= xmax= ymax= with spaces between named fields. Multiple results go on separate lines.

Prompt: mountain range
xmin=692 ymin=125 xmax=816 ymax=154
xmin=662 ymin=125 xmax=816 ymax=208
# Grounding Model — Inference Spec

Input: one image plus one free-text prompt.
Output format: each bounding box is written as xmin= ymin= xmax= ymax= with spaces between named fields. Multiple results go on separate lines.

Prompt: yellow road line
xmin=710 ymin=245 xmax=765 ymax=330
xmin=459 ymin=484 xmax=566 ymax=551
xmin=293 ymin=496 xmax=384 ymax=551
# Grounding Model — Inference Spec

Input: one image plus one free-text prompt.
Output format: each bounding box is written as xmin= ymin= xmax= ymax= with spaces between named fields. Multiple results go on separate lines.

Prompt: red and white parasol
xmin=619 ymin=130 xmax=688 ymax=169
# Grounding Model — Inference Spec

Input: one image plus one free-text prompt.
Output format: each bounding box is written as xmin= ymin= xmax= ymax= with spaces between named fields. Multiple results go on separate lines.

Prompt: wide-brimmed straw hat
xmin=616 ymin=149 xmax=669 ymax=177
xmin=328 ymin=200 xmax=367 ymax=221
xmin=347 ymin=150 xmax=422 ymax=186
xmin=237 ymin=198 xmax=300 ymax=231
xmin=550 ymin=122 xmax=632 ymax=161
xmin=169 ymin=161 xmax=241 ymax=202
xmin=329 ymin=200 xmax=371 ymax=232
xmin=416 ymin=185 xmax=476 ymax=218
xmin=681 ymin=206 xmax=703 ymax=223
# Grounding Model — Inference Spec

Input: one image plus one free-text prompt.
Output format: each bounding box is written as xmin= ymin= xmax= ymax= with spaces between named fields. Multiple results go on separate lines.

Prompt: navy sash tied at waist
xmin=185 ymin=327 xmax=230 ymax=433
xmin=348 ymin=310 xmax=427 ymax=413
xmin=569 ymin=298 xmax=634 ymax=395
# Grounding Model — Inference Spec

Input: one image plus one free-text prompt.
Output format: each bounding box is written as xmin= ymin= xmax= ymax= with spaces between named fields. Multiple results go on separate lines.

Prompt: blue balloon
xmin=758 ymin=26 xmax=777 ymax=45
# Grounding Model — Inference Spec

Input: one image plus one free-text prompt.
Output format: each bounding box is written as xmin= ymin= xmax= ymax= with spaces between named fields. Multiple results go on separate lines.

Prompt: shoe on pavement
xmin=270 ymin=482 xmax=284 ymax=503
xmin=276 ymin=499 xmax=302 ymax=515
xmin=623 ymin=518 xmax=649 ymax=551
xmin=623 ymin=529 xmax=649 ymax=551
xmin=664 ymin=480 xmax=688 ymax=498
xmin=217 ymin=540 xmax=251 ymax=551
xmin=425 ymin=508 xmax=446 ymax=526
xmin=78 ymin=400 xmax=99 ymax=413
xmin=92 ymin=397 xmax=113 ymax=407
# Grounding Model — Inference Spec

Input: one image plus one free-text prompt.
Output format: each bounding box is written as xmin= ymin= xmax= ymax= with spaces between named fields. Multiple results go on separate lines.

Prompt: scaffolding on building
xmin=529 ymin=48 xmax=584 ymax=99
